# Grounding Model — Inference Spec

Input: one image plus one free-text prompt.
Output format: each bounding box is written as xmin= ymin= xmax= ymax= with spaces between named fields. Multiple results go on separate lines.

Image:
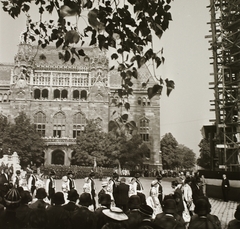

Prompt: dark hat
xmin=79 ymin=193 xmax=92 ymax=207
xmin=67 ymin=189 xmax=79 ymax=201
xmin=138 ymin=204 xmax=153 ymax=218
xmin=99 ymin=193 xmax=111 ymax=206
xmin=135 ymin=173 xmax=140 ymax=178
xmin=234 ymin=204 xmax=240 ymax=220
xmin=89 ymin=171 xmax=95 ymax=177
xmin=184 ymin=176 xmax=192 ymax=184
xmin=194 ymin=198 xmax=211 ymax=216
xmin=20 ymin=190 xmax=32 ymax=204
xmin=35 ymin=188 xmax=47 ymax=199
xmin=52 ymin=192 xmax=65 ymax=205
xmin=128 ymin=195 xmax=141 ymax=210
xmin=156 ymin=175 xmax=162 ymax=180
xmin=4 ymin=188 xmax=21 ymax=207
xmin=163 ymin=199 xmax=177 ymax=214
xmin=113 ymin=172 xmax=119 ymax=178
xmin=16 ymin=170 xmax=21 ymax=174
xmin=49 ymin=170 xmax=56 ymax=176
xmin=67 ymin=170 xmax=74 ymax=175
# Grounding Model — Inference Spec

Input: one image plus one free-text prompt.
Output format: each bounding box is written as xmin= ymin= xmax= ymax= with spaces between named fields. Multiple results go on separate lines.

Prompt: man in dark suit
xmin=221 ymin=174 xmax=230 ymax=202
xmin=0 ymin=168 xmax=10 ymax=201
xmin=45 ymin=170 xmax=56 ymax=204
xmin=63 ymin=189 xmax=79 ymax=212
xmin=114 ymin=177 xmax=129 ymax=213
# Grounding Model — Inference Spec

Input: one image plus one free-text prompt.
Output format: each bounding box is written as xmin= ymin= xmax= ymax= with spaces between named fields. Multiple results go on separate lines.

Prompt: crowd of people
xmin=0 ymin=167 xmax=239 ymax=229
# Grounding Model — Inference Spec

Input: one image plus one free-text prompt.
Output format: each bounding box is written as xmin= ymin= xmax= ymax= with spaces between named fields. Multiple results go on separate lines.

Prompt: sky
xmin=0 ymin=0 xmax=215 ymax=156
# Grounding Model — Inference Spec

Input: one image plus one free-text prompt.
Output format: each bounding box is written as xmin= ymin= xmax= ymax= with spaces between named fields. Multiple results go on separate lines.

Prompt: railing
xmin=42 ymin=137 xmax=76 ymax=145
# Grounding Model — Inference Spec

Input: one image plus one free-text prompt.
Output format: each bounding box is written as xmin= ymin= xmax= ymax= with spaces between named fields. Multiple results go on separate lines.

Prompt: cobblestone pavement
xmin=209 ymin=198 xmax=239 ymax=229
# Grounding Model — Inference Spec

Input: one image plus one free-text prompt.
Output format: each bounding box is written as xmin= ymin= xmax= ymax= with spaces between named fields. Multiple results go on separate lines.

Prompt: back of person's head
xmin=52 ymin=192 xmax=65 ymax=206
xmin=67 ymin=189 xmax=79 ymax=202
xmin=20 ymin=190 xmax=32 ymax=204
xmin=79 ymin=193 xmax=92 ymax=207
xmin=128 ymin=195 xmax=141 ymax=210
xmin=36 ymin=188 xmax=47 ymax=200
xmin=234 ymin=204 xmax=240 ymax=220
xmin=194 ymin=198 xmax=211 ymax=216
xmin=28 ymin=208 xmax=48 ymax=228
xmin=162 ymin=199 xmax=177 ymax=214
xmin=99 ymin=193 xmax=111 ymax=207
xmin=138 ymin=204 xmax=153 ymax=219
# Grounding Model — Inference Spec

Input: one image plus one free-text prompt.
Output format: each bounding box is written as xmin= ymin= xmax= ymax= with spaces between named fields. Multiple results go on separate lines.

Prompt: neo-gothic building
xmin=0 ymin=40 xmax=162 ymax=170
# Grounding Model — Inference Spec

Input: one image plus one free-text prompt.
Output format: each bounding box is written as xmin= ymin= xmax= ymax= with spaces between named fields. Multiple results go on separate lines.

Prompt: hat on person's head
xmin=16 ymin=170 xmax=21 ymax=174
xmin=234 ymin=204 xmax=240 ymax=220
xmin=113 ymin=172 xmax=119 ymax=178
xmin=156 ymin=175 xmax=162 ymax=180
xmin=49 ymin=170 xmax=56 ymax=176
xmin=99 ymin=193 xmax=111 ymax=206
xmin=67 ymin=170 xmax=74 ymax=175
xmin=101 ymin=181 xmax=108 ymax=187
xmin=120 ymin=177 xmax=126 ymax=183
xmin=135 ymin=173 xmax=140 ymax=178
xmin=138 ymin=205 xmax=153 ymax=218
xmin=194 ymin=198 xmax=211 ymax=216
xmin=79 ymin=193 xmax=92 ymax=207
xmin=35 ymin=188 xmax=47 ymax=199
xmin=128 ymin=195 xmax=141 ymax=210
xmin=89 ymin=171 xmax=95 ymax=177
xmin=151 ymin=180 xmax=158 ymax=186
xmin=102 ymin=207 xmax=128 ymax=221
xmin=67 ymin=189 xmax=79 ymax=201
xmin=20 ymin=190 xmax=32 ymax=204
xmin=52 ymin=192 xmax=65 ymax=205
xmin=184 ymin=176 xmax=192 ymax=184
xmin=162 ymin=199 xmax=177 ymax=214
xmin=4 ymin=188 xmax=21 ymax=208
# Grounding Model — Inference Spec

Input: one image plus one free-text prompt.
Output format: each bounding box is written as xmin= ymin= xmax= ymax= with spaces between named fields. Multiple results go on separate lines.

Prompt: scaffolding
xmin=207 ymin=0 xmax=240 ymax=171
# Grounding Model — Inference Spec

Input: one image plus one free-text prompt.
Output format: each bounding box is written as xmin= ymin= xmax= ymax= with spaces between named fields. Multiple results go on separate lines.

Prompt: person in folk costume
xmin=183 ymin=176 xmax=194 ymax=216
xmin=156 ymin=175 xmax=163 ymax=207
xmin=108 ymin=172 xmax=120 ymax=206
xmin=128 ymin=177 xmax=137 ymax=197
xmin=45 ymin=170 xmax=56 ymax=204
xmin=62 ymin=175 xmax=69 ymax=203
xmin=98 ymin=181 xmax=113 ymax=205
xmin=133 ymin=172 xmax=146 ymax=205
xmin=146 ymin=180 xmax=162 ymax=218
xmin=87 ymin=171 xmax=97 ymax=210
xmin=67 ymin=170 xmax=76 ymax=190
xmin=27 ymin=169 xmax=38 ymax=195
xmin=12 ymin=170 xmax=22 ymax=189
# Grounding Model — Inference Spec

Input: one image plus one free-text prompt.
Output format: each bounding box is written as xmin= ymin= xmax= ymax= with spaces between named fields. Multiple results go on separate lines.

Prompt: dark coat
xmin=153 ymin=213 xmax=185 ymax=229
xmin=62 ymin=201 xmax=79 ymax=212
xmin=114 ymin=183 xmax=129 ymax=205
xmin=189 ymin=214 xmax=221 ymax=229
xmin=228 ymin=219 xmax=240 ymax=229
xmin=94 ymin=206 xmax=109 ymax=229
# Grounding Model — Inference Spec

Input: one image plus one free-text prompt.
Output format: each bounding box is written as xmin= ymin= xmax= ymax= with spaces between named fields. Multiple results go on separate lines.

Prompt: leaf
xmin=111 ymin=53 xmax=118 ymax=60
xmin=165 ymin=78 xmax=175 ymax=96
xmin=121 ymin=114 xmax=128 ymax=122
xmin=109 ymin=66 xmax=115 ymax=71
xmin=124 ymin=102 xmax=130 ymax=111
xmin=78 ymin=49 xmax=85 ymax=56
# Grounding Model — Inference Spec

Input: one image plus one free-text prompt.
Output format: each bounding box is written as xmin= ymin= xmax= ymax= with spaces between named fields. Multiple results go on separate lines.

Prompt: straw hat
xmin=102 ymin=207 xmax=128 ymax=221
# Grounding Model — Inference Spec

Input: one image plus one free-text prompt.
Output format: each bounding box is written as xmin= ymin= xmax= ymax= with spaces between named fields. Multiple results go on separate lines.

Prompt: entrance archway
xmin=52 ymin=150 xmax=65 ymax=165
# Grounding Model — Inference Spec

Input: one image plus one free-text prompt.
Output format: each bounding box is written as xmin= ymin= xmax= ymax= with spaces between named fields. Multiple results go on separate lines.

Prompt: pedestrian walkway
xmin=209 ymin=198 xmax=239 ymax=229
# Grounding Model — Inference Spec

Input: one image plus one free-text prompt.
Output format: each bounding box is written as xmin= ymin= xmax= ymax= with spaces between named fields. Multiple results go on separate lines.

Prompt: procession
xmin=0 ymin=164 xmax=239 ymax=229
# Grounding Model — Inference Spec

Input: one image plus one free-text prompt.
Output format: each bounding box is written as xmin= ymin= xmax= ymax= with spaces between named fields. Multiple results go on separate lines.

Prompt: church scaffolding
xmin=207 ymin=0 xmax=240 ymax=171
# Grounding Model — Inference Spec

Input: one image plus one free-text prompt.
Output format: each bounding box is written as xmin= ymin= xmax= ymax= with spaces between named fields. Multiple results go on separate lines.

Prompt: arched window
xmin=139 ymin=117 xmax=149 ymax=142
xmin=138 ymin=97 xmax=142 ymax=105
xmin=142 ymin=97 xmax=147 ymax=106
xmin=61 ymin=89 xmax=68 ymax=99
xmin=53 ymin=112 xmax=66 ymax=137
xmin=34 ymin=89 xmax=40 ymax=99
xmin=80 ymin=90 xmax=87 ymax=100
xmin=42 ymin=89 xmax=48 ymax=99
xmin=53 ymin=89 xmax=60 ymax=99
xmin=73 ymin=90 xmax=79 ymax=100
xmin=73 ymin=112 xmax=86 ymax=138
xmin=34 ymin=112 xmax=46 ymax=137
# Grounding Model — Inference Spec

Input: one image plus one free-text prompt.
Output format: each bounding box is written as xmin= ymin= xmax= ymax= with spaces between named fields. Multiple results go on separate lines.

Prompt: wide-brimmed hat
xmin=102 ymin=207 xmax=128 ymax=221
xmin=234 ymin=204 xmax=240 ymax=220
xmin=53 ymin=192 xmax=65 ymax=205
xmin=67 ymin=189 xmax=79 ymax=201
xmin=194 ymin=198 xmax=211 ymax=216
xmin=35 ymin=188 xmax=47 ymax=199
xmin=163 ymin=199 xmax=177 ymax=214
xmin=138 ymin=205 xmax=153 ymax=218
xmin=128 ymin=195 xmax=141 ymax=210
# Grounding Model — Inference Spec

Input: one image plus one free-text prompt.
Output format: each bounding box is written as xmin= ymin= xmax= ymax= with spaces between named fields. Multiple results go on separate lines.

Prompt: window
xmin=73 ymin=90 xmax=79 ymax=100
xmin=73 ymin=112 xmax=86 ymax=138
xmin=34 ymin=112 xmax=46 ymax=137
xmin=42 ymin=89 xmax=48 ymax=99
xmin=53 ymin=112 xmax=66 ymax=137
xmin=139 ymin=117 xmax=149 ymax=142
xmin=138 ymin=97 xmax=142 ymax=105
xmin=34 ymin=89 xmax=40 ymax=99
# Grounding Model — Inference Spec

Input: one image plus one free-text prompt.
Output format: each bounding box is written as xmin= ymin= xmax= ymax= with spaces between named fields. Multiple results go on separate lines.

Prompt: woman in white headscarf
xmin=61 ymin=175 xmax=69 ymax=202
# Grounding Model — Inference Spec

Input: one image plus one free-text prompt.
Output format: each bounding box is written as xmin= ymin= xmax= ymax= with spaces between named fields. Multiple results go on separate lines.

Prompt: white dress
xmin=146 ymin=186 xmax=162 ymax=218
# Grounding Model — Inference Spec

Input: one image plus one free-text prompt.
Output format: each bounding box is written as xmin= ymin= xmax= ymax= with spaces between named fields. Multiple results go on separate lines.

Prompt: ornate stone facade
xmin=0 ymin=42 xmax=162 ymax=170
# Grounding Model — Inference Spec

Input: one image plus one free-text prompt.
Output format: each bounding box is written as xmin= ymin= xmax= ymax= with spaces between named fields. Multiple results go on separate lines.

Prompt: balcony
xmin=42 ymin=137 xmax=76 ymax=146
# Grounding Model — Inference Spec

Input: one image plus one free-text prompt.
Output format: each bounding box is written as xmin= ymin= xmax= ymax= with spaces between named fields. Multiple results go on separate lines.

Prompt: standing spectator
xmin=191 ymin=177 xmax=204 ymax=205
xmin=156 ymin=175 xmax=163 ymax=206
xmin=98 ymin=181 xmax=112 ymax=205
xmin=67 ymin=170 xmax=76 ymax=190
xmin=188 ymin=198 xmax=221 ymax=229
xmin=45 ymin=170 xmax=56 ymax=204
xmin=138 ymin=204 xmax=159 ymax=229
xmin=28 ymin=169 xmax=38 ymax=195
xmin=227 ymin=204 xmax=240 ymax=229
xmin=87 ymin=171 xmax=97 ymax=210
xmin=133 ymin=173 xmax=146 ymax=205
xmin=114 ymin=177 xmax=129 ymax=213
xmin=183 ymin=176 xmax=194 ymax=216
xmin=221 ymin=174 xmax=230 ymax=202
xmin=200 ymin=175 xmax=207 ymax=196
xmin=29 ymin=188 xmax=50 ymax=209
xmin=62 ymin=189 xmax=79 ymax=212
xmin=128 ymin=177 xmax=137 ymax=197
xmin=108 ymin=172 xmax=120 ymax=205
xmin=0 ymin=167 xmax=10 ymax=199
xmin=61 ymin=175 xmax=69 ymax=202
xmin=12 ymin=170 xmax=22 ymax=189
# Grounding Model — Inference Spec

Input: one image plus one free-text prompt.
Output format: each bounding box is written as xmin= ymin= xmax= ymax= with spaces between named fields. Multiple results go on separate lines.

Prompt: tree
xmin=1 ymin=0 xmax=174 ymax=103
xmin=197 ymin=138 xmax=211 ymax=169
xmin=160 ymin=133 xmax=178 ymax=169
xmin=1 ymin=112 xmax=45 ymax=167
xmin=177 ymin=144 xmax=196 ymax=169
